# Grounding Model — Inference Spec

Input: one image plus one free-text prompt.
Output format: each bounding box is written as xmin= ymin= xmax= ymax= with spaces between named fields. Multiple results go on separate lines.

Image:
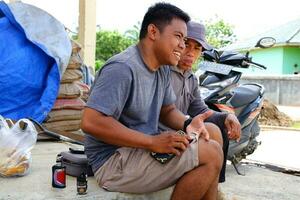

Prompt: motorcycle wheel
xmin=227 ymin=119 xmax=261 ymax=163
xmin=244 ymin=119 xmax=261 ymax=155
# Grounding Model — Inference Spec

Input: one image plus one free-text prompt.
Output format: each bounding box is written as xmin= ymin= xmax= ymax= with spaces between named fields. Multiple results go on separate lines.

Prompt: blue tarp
xmin=0 ymin=1 xmax=68 ymax=122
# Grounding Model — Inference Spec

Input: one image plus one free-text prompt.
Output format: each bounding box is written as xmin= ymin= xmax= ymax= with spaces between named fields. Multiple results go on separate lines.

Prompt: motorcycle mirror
xmin=255 ymin=37 xmax=276 ymax=48
xmin=245 ymin=52 xmax=249 ymax=58
xmin=213 ymin=49 xmax=220 ymax=61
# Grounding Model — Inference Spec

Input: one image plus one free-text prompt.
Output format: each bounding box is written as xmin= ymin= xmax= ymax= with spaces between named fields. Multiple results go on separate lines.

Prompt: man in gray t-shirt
xmin=167 ymin=21 xmax=241 ymax=184
xmin=85 ymin=45 xmax=176 ymax=172
xmin=82 ymin=3 xmax=223 ymax=199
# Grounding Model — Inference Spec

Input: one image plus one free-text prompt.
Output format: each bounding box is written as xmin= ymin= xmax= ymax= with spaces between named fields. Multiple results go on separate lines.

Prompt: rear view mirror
xmin=255 ymin=37 xmax=276 ymax=48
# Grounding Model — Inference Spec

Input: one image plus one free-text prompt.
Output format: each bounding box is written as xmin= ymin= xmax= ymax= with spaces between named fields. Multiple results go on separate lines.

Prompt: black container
xmin=52 ymin=163 xmax=66 ymax=188
xmin=77 ymin=172 xmax=88 ymax=195
xmin=60 ymin=149 xmax=93 ymax=177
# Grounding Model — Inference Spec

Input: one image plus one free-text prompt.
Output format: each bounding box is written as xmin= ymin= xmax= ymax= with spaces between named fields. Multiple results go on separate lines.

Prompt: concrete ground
xmin=247 ymin=129 xmax=300 ymax=169
xmin=1 ymin=129 xmax=300 ymax=200
xmin=220 ymin=129 xmax=300 ymax=200
xmin=0 ymin=142 xmax=174 ymax=200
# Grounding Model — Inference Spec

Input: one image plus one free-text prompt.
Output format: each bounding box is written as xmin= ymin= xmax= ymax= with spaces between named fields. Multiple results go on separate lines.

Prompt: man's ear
xmin=147 ymin=24 xmax=159 ymax=41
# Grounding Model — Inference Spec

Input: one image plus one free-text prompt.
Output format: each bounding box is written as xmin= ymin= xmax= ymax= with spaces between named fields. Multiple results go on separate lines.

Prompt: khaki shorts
xmin=94 ymin=135 xmax=199 ymax=194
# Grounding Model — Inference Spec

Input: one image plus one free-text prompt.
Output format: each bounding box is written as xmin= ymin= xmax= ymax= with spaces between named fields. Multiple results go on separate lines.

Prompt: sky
xmin=7 ymin=0 xmax=300 ymax=40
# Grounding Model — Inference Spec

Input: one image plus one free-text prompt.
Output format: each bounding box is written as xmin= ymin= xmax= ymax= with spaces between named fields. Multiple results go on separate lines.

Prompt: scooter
xmin=197 ymin=37 xmax=276 ymax=175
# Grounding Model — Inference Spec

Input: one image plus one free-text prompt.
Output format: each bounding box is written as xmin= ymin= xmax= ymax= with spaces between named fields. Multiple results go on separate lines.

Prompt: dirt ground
xmin=258 ymin=99 xmax=293 ymax=127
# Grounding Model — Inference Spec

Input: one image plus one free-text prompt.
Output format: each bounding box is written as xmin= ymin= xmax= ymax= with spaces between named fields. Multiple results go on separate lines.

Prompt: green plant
xmin=204 ymin=16 xmax=237 ymax=48
xmin=292 ymin=121 xmax=300 ymax=129
xmin=124 ymin=22 xmax=141 ymax=44
xmin=95 ymin=59 xmax=105 ymax=72
xmin=95 ymin=30 xmax=134 ymax=62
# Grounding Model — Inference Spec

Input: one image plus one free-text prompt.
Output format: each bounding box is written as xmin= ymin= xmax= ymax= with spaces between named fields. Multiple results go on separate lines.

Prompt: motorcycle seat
xmin=230 ymin=84 xmax=262 ymax=107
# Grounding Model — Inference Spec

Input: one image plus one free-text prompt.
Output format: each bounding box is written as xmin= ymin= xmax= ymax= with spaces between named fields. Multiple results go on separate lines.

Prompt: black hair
xmin=139 ymin=2 xmax=190 ymax=40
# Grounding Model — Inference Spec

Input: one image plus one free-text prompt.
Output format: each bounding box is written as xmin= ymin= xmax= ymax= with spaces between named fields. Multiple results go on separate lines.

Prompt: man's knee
xmin=205 ymin=122 xmax=223 ymax=147
xmin=197 ymin=139 xmax=223 ymax=171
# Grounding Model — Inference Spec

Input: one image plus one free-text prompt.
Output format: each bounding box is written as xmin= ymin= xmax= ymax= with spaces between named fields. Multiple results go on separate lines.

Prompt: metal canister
xmin=52 ymin=161 xmax=66 ymax=188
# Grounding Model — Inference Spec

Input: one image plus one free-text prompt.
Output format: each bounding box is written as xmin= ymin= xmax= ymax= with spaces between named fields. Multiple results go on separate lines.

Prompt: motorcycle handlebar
xmin=250 ymin=61 xmax=267 ymax=69
xmin=243 ymin=60 xmax=267 ymax=69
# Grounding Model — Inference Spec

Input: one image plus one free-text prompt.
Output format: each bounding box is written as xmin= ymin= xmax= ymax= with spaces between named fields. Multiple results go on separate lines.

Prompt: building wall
xmin=236 ymin=47 xmax=284 ymax=75
xmin=282 ymin=47 xmax=300 ymax=74
xmin=241 ymin=75 xmax=300 ymax=106
xmin=241 ymin=46 xmax=300 ymax=75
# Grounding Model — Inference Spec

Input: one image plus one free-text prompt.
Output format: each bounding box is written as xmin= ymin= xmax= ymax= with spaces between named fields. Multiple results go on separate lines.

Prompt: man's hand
xmin=225 ymin=114 xmax=241 ymax=141
xmin=149 ymin=131 xmax=190 ymax=156
xmin=186 ymin=110 xmax=214 ymax=141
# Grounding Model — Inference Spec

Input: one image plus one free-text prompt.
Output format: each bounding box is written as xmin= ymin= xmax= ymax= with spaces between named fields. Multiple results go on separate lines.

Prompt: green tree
xmin=95 ymin=30 xmax=134 ymax=71
xmin=204 ymin=16 xmax=237 ymax=49
xmin=124 ymin=21 xmax=141 ymax=44
xmin=190 ymin=17 xmax=236 ymax=72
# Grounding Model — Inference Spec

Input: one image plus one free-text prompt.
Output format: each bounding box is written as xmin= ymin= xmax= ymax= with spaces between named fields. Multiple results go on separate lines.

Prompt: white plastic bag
xmin=0 ymin=116 xmax=38 ymax=177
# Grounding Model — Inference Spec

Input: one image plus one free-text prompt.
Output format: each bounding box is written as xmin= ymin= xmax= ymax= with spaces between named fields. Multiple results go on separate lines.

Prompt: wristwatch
xmin=183 ymin=117 xmax=193 ymax=132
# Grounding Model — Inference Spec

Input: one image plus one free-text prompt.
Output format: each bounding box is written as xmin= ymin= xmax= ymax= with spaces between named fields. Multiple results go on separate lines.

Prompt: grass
xmin=292 ymin=121 xmax=300 ymax=129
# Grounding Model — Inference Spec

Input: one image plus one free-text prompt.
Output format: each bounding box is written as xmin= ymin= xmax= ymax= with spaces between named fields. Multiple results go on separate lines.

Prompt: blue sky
xmin=8 ymin=0 xmax=300 ymax=40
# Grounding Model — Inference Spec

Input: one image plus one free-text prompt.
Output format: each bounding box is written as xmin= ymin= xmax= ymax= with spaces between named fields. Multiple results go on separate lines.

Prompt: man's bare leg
xmin=171 ymin=139 xmax=223 ymax=200
xmin=205 ymin=122 xmax=223 ymax=147
xmin=202 ymin=123 xmax=223 ymax=199
xmin=205 ymin=121 xmax=228 ymax=184
xmin=202 ymin=173 xmax=220 ymax=200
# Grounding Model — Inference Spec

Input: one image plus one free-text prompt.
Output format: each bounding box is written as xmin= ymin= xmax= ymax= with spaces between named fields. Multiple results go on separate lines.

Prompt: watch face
xmin=150 ymin=152 xmax=175 ymax=164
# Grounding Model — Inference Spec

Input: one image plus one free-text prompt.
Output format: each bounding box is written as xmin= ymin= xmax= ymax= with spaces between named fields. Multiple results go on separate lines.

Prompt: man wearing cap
xmin=164 ymin=21 xmax=241 ymax=184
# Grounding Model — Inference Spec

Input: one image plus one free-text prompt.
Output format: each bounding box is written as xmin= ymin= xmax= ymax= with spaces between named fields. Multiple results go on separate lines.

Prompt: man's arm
xmin=160 ymin=104 xmax=214 ymax=140
xmin=187 ymin=76 xmax=210 ymax=117
xmin=81 ymin=107 xmax=152 ymax=149
xmin=188 ymin=75 xmax=240 ymax=139
xmin=159 ymin=104 xmax=187 ymax=131
xmin=224 ymin=114 xmax=241 ymax=140
xmin=81 ymin=107 xmax=190 ymax=156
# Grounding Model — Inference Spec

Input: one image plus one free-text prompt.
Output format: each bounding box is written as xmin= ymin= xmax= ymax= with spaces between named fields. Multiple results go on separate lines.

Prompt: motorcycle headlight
xmin=199 ymin=76 xmax=236 ymax=99
xmin=199 ymin=87 xmax=218 ymax=99
xmin=208 ymin=76 xmax=237 ymax=88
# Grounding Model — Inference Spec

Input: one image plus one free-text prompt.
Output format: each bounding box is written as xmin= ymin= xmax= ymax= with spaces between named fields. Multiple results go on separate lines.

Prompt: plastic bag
xmin=0 ymin=116 xmax=38 ymax=177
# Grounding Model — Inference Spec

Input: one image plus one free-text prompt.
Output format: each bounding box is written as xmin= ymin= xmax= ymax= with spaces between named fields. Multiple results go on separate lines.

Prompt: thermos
xmin=52 ymin=155 xmax=66 ymax=188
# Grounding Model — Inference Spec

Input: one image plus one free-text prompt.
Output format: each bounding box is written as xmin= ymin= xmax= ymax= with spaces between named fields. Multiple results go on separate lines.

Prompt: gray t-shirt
xmin=159 ymin=66 xmax=228 ymax=131
xmin=170 ymin=66 xmax=209 ymax=117
xmin=84 ymin=45 xmax=176 ymax=172
xmin=169 ymin=66 xmax=228 ymax=128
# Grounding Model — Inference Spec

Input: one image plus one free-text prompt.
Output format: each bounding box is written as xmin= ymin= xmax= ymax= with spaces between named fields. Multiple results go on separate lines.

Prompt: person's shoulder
xmin=191 ymin=72 xmax=198 ymax=80
xmin=108 ymin=45 xmax=140 ymax=66
xmin=186 ymin=71 xmax=199 ymax=89
xmin=160 ymin=65 xmax=171 ymax=71
xmin=186 ymin=70 xmax=197 ymax=81
xmin=100 ymin=45 xmax=139 ymax=73
xmin=158 ymin=65 xmax=172 ymax=75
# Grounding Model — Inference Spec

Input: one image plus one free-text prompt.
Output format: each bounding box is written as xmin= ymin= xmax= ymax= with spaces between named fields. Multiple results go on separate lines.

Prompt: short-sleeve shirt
xmin=167 ymin=66 xmax=228 ymax=130
xmin=169 ymin=66 xmax=209 ymax=117
xmin=84 ymin=45 xmax=176 ymax=172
